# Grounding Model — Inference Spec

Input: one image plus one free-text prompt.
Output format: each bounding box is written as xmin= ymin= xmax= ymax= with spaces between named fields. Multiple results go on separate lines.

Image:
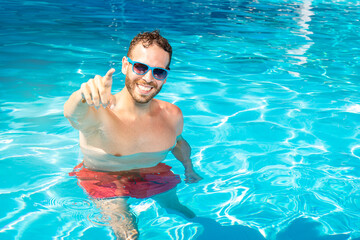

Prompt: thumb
xmin=103 ymin=68 xmax=115 ymax=88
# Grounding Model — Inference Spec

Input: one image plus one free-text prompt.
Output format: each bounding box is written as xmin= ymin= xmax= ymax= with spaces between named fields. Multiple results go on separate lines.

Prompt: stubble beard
xmin=125 ymin=75 xmax=163 ymax=104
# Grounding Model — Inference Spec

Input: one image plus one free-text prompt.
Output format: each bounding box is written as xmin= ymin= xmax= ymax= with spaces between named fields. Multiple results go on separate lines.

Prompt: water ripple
xmin=87 ymin=212 xmax=113 ymax=226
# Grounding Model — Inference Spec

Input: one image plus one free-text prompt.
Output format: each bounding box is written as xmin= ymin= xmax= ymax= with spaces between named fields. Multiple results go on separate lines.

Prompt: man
xmin=64 ymin=30 xmax=202 ymax=240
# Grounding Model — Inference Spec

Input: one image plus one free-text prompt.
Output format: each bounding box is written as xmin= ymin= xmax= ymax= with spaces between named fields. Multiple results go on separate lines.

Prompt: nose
xmin=142 ymin=69 xmax=154 ymax=83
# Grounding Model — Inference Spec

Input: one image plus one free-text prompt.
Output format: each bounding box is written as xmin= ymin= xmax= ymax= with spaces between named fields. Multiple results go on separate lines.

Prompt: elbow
xmin=63 ymin=106 xmax=70 ymax=118
xmin=64 ymin=111 xmax=71 ymax=119
xmin=63 ymin=100 xmax=77 ymax=120
xmin=63 ymin=102 xmax=71 ymax=119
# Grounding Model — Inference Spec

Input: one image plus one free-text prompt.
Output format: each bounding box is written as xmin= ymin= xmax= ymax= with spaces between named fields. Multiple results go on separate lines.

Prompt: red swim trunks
xmin=69 ymin=162 xmax=181 ymax=199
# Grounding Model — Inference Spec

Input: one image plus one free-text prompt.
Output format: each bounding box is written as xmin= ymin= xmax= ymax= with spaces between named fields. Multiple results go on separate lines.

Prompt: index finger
xmin=103 ymin=68 xmax=115 ymax=88
xmin=104 ymin=68 xmax=115 ymax=80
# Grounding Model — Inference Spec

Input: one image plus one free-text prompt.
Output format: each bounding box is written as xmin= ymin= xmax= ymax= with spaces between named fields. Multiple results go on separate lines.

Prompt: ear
xmin=121 ymin=56 xmax=128 ymax=75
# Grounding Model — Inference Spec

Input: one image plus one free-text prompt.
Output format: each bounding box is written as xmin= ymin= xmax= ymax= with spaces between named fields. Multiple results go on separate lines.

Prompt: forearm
xmin=63 ymin=90 xmax=98 ymax=132
xmin=64 ymin=90 xmax=89 ymax=121
xmin=172 ymin=138 xmax=194 ymax=172
xmin=172 ymin=136 xmax=203 ymax=183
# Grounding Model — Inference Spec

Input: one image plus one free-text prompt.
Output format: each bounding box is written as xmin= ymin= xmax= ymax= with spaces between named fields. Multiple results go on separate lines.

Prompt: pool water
xmin=1 ymin=0 xmax=360 ymax=239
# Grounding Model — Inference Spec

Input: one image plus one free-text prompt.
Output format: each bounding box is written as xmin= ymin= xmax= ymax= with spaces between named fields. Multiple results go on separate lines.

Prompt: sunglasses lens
xmin=153 ymin=68 xmax=168 ymax=80
xmin=130 ymin=59 xmax=168 ymax=80
xmin=133 ymin=63 xmax=148 ymax=74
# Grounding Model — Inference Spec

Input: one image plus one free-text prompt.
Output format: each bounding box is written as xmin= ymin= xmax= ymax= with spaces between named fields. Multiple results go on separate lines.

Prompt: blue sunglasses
xmin=126 ymin=57 xmax=170 ymax=81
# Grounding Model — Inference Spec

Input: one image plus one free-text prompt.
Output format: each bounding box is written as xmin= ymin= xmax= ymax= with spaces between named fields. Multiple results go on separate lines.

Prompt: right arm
xmin=63 ymin=68 xmax=115 ymax=132
xmin=63 ymin=89 xmax=98 ymax=131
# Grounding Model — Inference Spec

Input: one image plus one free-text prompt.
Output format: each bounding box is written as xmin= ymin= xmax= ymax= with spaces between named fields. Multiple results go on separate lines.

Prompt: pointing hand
xmin=80 ymin=68 xmax=116 ymax=108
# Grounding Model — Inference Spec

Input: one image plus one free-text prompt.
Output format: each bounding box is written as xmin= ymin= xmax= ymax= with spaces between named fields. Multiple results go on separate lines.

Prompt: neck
xmin=116 ymin=88 xmax=153 ymax=116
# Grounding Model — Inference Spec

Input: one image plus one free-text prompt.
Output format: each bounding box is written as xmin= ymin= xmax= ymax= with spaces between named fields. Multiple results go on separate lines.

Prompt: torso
xmin=79 ymin=98 xmax=180 ymax=171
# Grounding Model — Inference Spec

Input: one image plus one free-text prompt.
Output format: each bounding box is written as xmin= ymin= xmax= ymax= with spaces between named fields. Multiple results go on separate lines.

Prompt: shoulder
xmin=155 ymin=99 xmax=182 ymax=117
xmin=155 ymin=99 xmax=183 ymax=135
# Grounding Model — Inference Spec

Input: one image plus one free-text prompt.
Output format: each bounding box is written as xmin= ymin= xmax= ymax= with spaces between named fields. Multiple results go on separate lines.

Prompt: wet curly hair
xmin=127 ymin=30 xmax=172 ymax=69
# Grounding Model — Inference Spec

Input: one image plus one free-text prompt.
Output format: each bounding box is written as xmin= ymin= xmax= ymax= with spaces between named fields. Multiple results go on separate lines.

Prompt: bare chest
xmin=86 ymin=111 xmax=177 ymax=156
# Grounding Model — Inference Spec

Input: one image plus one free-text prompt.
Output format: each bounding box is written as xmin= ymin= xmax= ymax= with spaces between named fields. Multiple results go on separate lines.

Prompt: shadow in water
xmin=191 ymin=217 xmax=351 ymax=240
xmin=192 ymin=217 xmax=265 ymax=240
xmin=276 ymin=218 xmax=349 ymax=240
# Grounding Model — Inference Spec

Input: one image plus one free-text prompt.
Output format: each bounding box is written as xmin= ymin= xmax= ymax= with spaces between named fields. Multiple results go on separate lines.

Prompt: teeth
xmin=138 ymin=85 xmax=152 ymax=91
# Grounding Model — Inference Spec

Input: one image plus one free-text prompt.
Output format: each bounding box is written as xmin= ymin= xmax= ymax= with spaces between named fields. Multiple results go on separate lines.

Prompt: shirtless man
xmin=64 ymin=30 xmax=202 ymax=239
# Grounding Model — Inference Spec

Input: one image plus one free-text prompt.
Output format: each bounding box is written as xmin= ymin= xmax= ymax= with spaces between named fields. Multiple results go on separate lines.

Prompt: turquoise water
xmin=1 ymin=0 xmax=360 ymax=239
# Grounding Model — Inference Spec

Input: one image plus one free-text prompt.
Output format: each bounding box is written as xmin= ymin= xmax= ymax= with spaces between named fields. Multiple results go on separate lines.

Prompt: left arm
xmin=171 ymin=105 xmax=203 ymax=183
xmin=172 ymin=135 xmax=203 ymax=183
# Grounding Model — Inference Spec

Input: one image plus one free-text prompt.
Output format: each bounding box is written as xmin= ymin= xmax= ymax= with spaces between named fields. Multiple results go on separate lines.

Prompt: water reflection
xmin=287 ymin=0 xmax=314 ymax=67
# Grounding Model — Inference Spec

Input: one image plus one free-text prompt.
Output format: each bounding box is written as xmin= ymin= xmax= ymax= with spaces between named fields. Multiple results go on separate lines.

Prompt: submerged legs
xmin=94 ymin=197 xmax=139 ymax=240
xmin=152 ymin=188 xmax=196 ymax=219
xmin=92 ymin=188 xmax=195 ymax=239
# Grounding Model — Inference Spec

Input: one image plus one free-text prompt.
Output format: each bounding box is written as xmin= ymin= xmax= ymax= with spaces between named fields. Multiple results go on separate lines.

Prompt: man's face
xmin=122 ymin=43 xmax=170 ymax=104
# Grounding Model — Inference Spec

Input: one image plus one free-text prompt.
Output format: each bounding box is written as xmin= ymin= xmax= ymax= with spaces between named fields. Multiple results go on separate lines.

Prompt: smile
xmin=136 ymin=84 xmax=153 ymax=94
